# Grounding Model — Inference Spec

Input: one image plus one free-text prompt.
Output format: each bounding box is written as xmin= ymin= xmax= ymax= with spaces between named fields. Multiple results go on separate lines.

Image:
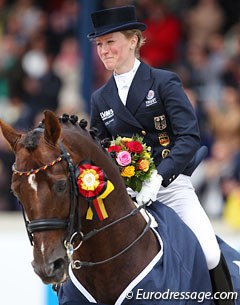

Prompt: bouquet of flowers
xmin=107 ymin=135 xmax=156 ymax=192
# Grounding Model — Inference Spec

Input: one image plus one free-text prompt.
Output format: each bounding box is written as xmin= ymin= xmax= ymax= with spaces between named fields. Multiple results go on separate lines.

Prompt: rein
xmin=65 ymin=203 xmax=152 ymax=269
xmin=13 ymin=141 xmax=151 ymax=268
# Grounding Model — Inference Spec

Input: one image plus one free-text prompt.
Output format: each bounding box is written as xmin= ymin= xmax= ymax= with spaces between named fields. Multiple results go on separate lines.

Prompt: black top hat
xmin=87 ymin=6 xmax=146 ymax=39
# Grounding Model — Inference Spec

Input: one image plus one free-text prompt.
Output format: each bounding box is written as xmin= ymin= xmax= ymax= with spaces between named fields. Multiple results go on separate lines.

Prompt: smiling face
xmin=95 ymin=31 xmax=137 ymax=74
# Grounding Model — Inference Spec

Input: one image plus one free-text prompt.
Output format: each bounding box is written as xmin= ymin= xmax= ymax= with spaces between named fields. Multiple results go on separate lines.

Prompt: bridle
xmin=13 ymin=141 xmax=151 ymax=269
xmin=13 ymin=142 xmax=80 ymax=246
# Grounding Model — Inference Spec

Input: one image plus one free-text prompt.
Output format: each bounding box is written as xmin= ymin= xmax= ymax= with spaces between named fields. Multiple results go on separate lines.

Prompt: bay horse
xmin=1 ymin=111 xmax=239 ymax=305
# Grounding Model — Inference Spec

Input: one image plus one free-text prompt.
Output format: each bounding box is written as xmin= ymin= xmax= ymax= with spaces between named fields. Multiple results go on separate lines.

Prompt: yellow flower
xmin=121 ymin=165 xmax=135 ymax=178
xmin=121 ymin=137 xmax=133 ymax=146
xmin=137 ymin=159 xmax=150 ymax=172
xmin=143 ymin=152 xmax=151 ymax=159
xmin=121 ymin=137 xmax=132 ymax=142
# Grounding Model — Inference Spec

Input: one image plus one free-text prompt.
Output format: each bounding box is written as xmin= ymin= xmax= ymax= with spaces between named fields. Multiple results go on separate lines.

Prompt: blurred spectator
xmin=138 ymin=0 xmax=182 ymax=68
xmin=177 ymin=40 xmax=211 ymax=102
xmin=184 ymin=86 xmax=213 ymax=151
xmin=54 ymin=36 xmax=85 ymax=113
xmin=204 ymin=33 xmax=229 ymax=104
xmin=183 ymin=0 xmax=225 ymax=48
xmin=47 ymin=0 xmax=79 ymax=55
xmin=8 ymin=0 xmax=44 ymax=40
xmin=0 ymin=10 xmax=33 ymax=129
xmin=223 ymin=186 xmax=240 ymax=230
xmin=0 ymin=0 xmax=10 ymax=38
xmin=222 ymin=130 xmax=240 ymax=230
xmin=206 ymin=86 xmax=240 ymax=151
xmin=218 ymin=0 xmax=240 ymax=33
xmin=177 ymin=34 xmax=228 ymax=108
xmin=192 ymin=85 xmax=240 ymax=219
xmin=22 ymin=48 xmax=62 ymax=118
xmin=191 ymin=140 xmax=236 ymax=218
xmin=222 ymin=25 xmax=240 ymax=89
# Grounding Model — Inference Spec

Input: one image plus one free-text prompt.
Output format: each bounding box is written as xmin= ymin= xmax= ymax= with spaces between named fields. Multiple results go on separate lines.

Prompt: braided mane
xmin=37 ymin=113 xmax=108 ymax=148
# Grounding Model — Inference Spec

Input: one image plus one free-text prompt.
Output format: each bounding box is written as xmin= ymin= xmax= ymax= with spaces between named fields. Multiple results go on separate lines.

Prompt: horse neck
xmin=60 ymin=127 xmax=150 ymax=256
xmin=60 ymin=126 xmax=160 ymax=303
xmin=61 ymin=127 xmax=135 ymax=216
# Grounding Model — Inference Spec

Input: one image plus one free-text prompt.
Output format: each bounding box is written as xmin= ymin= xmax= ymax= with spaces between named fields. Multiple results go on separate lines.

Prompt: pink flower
xmin=116 ymin=151 xmax=132 ymax=166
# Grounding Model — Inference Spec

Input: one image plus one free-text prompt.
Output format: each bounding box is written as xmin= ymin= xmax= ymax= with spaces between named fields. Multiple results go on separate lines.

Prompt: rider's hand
xmin=136 ymin=170 xmax=163 ymax=206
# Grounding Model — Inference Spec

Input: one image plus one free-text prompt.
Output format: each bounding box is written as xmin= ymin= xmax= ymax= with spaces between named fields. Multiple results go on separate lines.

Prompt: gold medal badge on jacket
xmin=162 ymin=149 xmax=170 ymax=159
xmin=154 ymin=115 xmax=167 ymax=130
xmin=158 ymin=132 xmax=170 ymax=147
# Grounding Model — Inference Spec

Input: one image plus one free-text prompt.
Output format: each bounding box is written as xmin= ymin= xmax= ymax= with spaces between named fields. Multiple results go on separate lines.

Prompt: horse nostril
xmin=44 ymin=258 xmax=65 ymax=278
xmin=32 ymin=256 xmax=67 ymax=283
xmin=52 ymin=258 xmax=67 ymax=282
xmin=53 ymin=258 xmax=65 ymax=272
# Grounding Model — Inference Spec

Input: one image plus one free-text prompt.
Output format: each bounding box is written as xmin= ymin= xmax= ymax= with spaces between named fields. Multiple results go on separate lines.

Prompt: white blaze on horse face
xmin=28 ymin=174 xmax=38 ymax=192
xmin=40 ymin=241 xmax=48 ymax=262
xmin=41 ymin=242 xmax=45 ymax=255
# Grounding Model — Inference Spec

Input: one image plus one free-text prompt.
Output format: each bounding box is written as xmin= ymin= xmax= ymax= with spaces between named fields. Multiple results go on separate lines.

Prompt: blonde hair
xmin=121 ymin=29 xmax=146 ymax=58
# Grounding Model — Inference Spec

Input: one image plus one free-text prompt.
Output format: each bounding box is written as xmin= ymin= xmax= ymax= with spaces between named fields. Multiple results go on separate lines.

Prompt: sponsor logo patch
xmin=100 ymin=109 xmax=114 ymax=121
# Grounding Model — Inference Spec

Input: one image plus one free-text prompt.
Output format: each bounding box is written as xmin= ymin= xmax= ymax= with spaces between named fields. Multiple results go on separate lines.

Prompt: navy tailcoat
xmin=90 ymin=61 xmax=201 ymax=186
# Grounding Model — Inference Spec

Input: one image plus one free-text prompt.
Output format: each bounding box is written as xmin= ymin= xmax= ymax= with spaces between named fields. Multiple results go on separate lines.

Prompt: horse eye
xmin=54 ymin=180 xmax=67 ymax=193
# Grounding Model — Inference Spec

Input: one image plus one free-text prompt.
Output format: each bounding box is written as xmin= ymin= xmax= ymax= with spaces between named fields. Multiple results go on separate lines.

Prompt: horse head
xmin=0 ymin=110 xmax=131 ymax=285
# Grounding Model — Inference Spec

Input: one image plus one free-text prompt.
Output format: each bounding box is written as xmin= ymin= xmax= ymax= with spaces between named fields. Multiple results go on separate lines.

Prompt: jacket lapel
xmin=126 ymin=62 xmax=154 ymax=115
xmin=101 ymin=62 xmax=153 ymax=128
xmin=101 ymin=76 xmax=143 ymax=128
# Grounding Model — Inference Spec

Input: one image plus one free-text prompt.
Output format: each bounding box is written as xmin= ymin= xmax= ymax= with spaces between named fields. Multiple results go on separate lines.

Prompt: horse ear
xmin=44 ymin=110 xmax=61 ymax=145
xmin=0 ymin=120 xmax=22 ymax=152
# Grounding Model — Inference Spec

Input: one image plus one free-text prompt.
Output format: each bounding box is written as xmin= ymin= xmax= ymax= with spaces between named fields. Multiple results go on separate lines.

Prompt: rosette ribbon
xmin=75 ymin=161 xmax=114 ymax=221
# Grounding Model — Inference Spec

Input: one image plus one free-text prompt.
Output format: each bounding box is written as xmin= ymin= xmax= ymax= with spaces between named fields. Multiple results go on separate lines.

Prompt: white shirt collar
xmin=114 ymin=59 xmax=140 ymax=105
xmin=114 ymin=58 xmax=140 ymax=86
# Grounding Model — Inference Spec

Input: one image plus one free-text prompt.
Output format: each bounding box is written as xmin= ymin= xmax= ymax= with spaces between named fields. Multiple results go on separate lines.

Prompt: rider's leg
xmin=156 ymin=174 xmax=234 ymax=305
xmin=209 ymin=253 xmax=234 ymax=305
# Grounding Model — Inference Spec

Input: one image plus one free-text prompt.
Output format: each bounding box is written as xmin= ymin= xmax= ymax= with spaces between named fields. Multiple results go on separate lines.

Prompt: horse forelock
xmin=22 ymin=129 xmax=43 ymax=151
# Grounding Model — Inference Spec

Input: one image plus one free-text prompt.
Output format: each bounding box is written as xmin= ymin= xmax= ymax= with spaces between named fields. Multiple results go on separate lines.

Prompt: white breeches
xmin=129 ymin=174 xmax=221 ymax=270
xmin=156 ymin=174 xmax=221 ymax=270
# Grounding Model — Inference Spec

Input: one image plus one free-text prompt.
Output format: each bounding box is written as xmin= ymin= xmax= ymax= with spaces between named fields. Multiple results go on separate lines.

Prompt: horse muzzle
xmin=32 ymin=256 xmax=69 ymax=284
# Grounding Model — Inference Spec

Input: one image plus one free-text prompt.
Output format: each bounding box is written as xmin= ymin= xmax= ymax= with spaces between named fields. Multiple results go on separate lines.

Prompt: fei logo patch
xmin=146 ymin=90 xmax=155 ymax=100
xmin=145 ymin=90 xmax=157 ymax=107
xmin=100 ymin=109 xmax=114 ymax=121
